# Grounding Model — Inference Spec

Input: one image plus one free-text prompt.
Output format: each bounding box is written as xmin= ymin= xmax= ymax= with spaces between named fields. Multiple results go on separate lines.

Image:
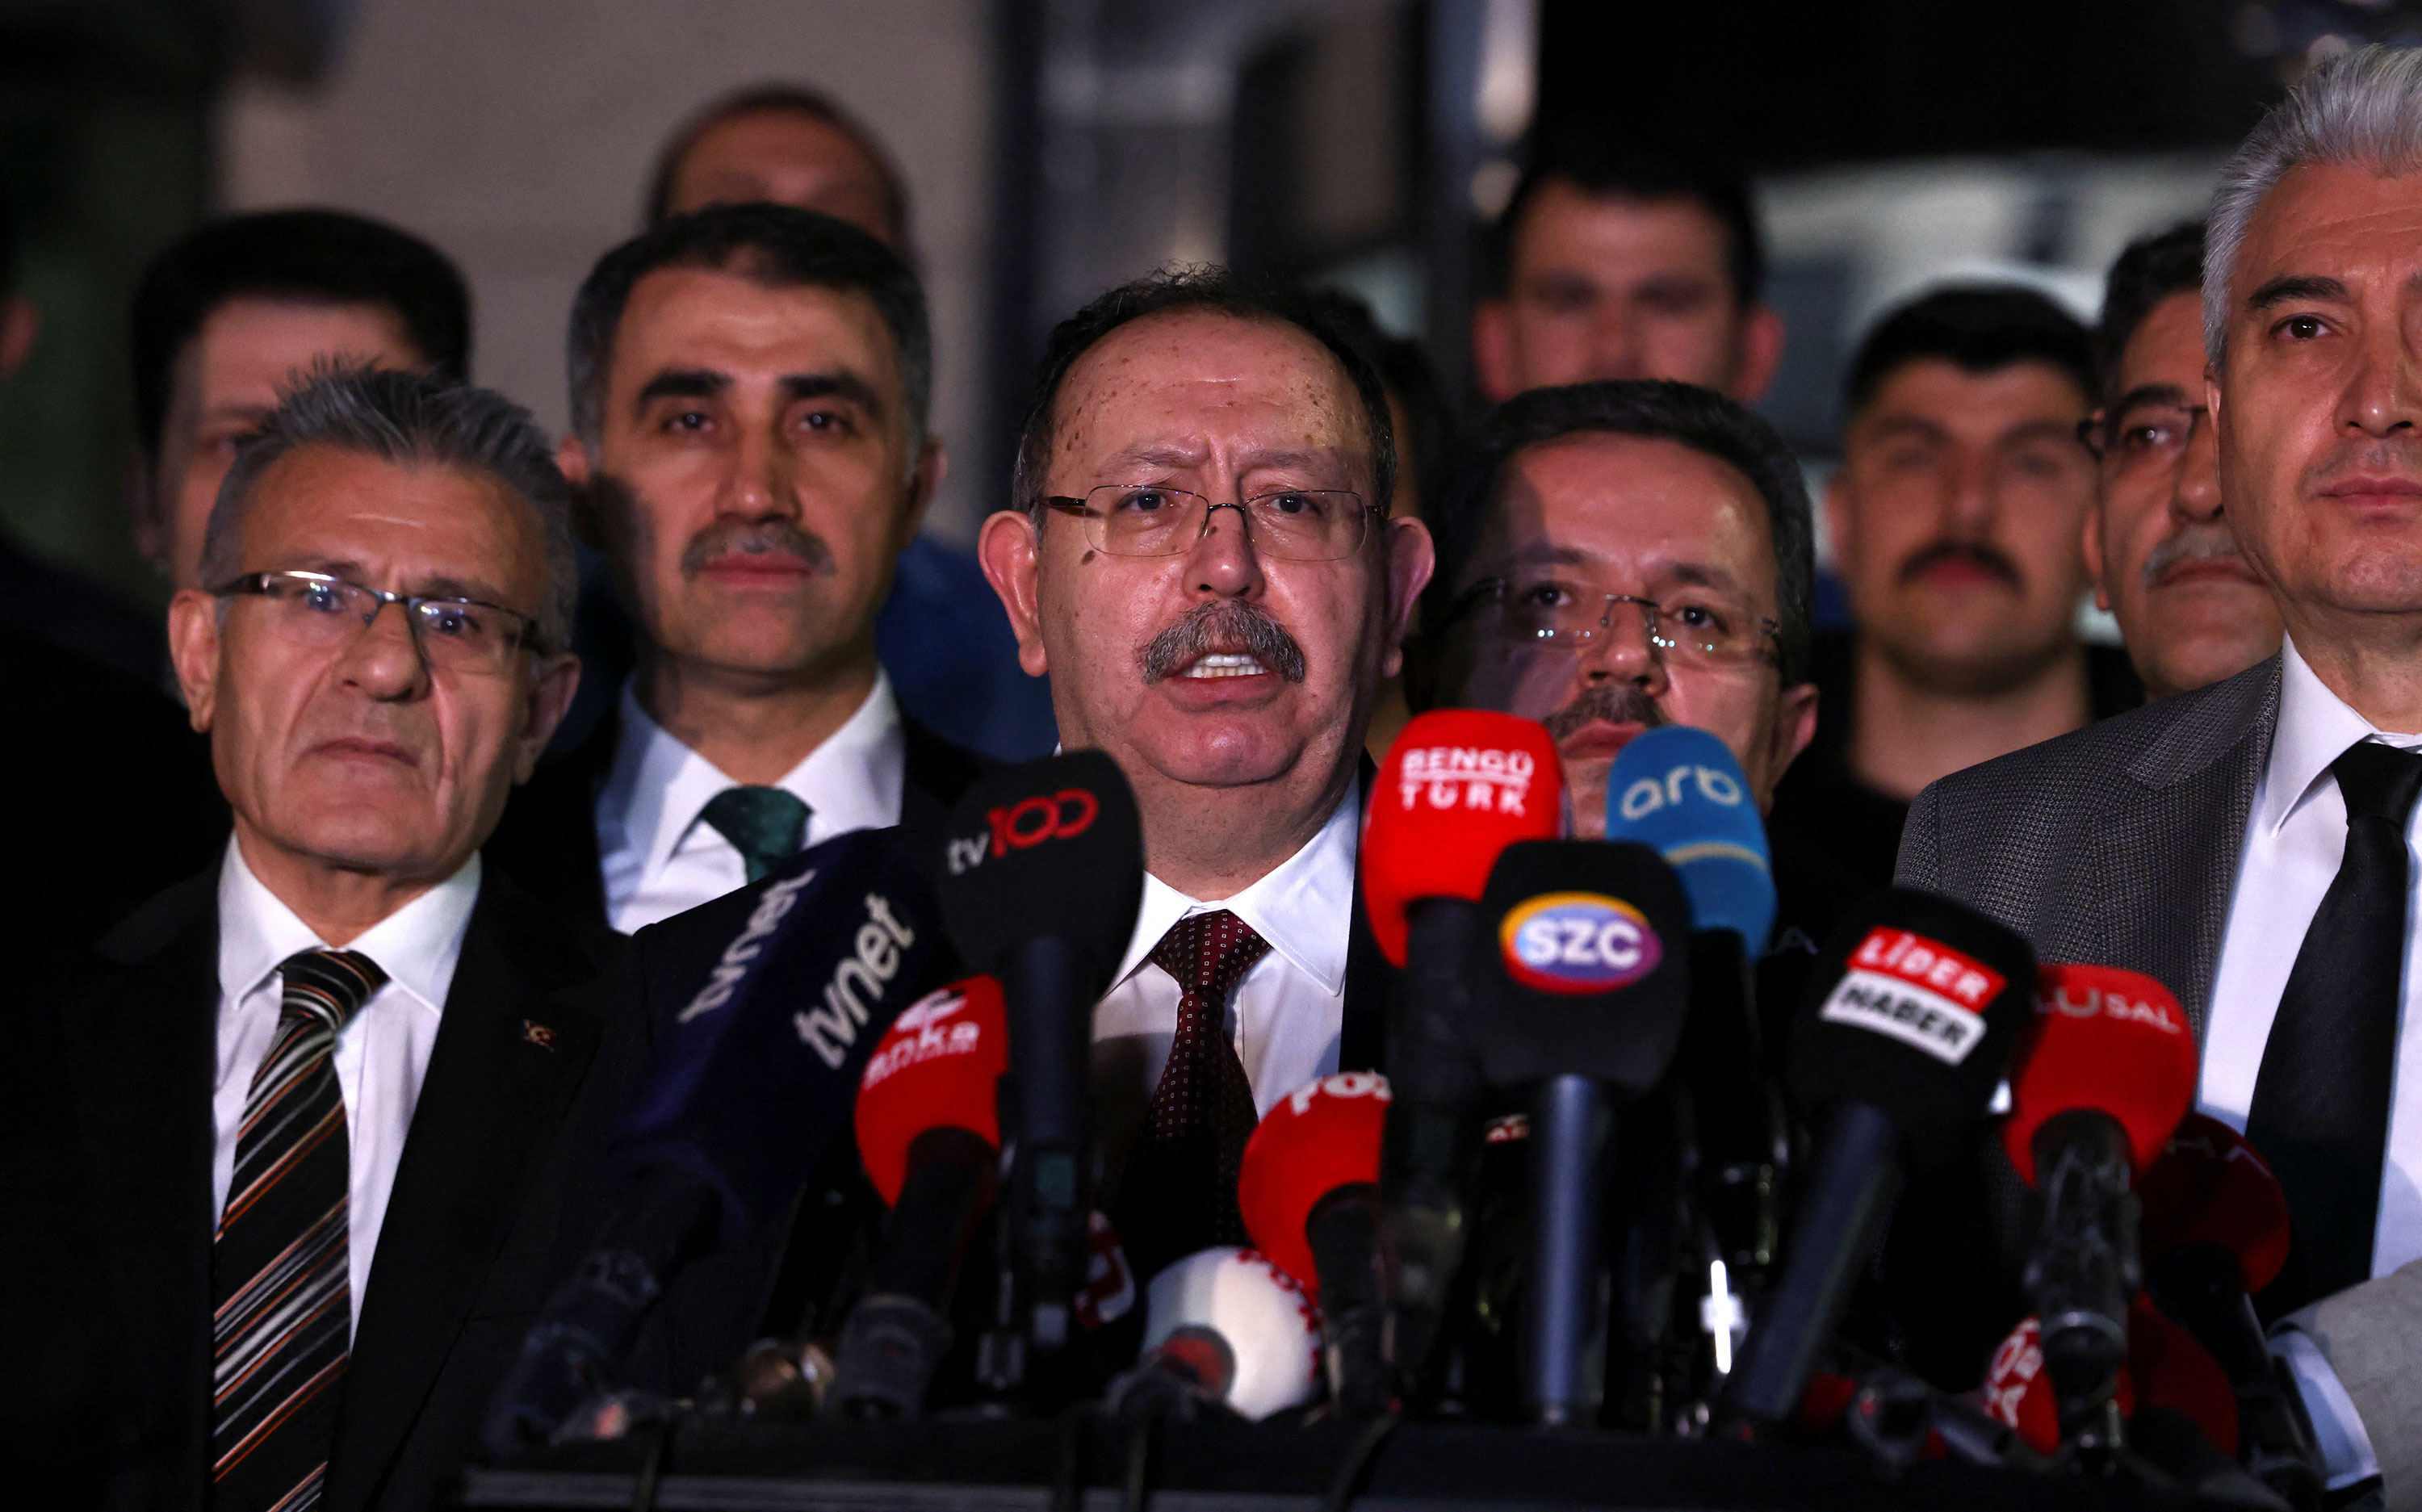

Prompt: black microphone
xmin=1717 ymin=888 xmax=2036 ymax=1438
xmin=484 ymin=827 xmax=941 ymax=1455
xmin=934 ymin=751 xmax=1143 ymax=1393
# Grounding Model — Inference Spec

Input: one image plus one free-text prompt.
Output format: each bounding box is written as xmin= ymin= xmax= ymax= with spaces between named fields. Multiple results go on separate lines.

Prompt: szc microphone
xmin=829 ymin=976 xmax=1009 ymax=1419
xmin=1717 ymin=889 xmax=2035 ymax=1438
xmin=1106 ymin=1247 xmax=1322 ymax=1423
xmin=1238 ymin=1071 xmax=1392 ymax=1417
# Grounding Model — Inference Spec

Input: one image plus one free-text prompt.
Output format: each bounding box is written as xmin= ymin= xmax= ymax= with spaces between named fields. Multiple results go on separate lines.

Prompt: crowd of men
xmin=5 ymin=43 xmax=2420 ymax=1511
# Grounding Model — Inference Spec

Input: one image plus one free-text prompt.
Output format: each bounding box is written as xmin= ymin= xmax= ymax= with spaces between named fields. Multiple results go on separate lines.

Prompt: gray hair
xmin=2206 ymin=44 xmax=2422 ymax=360
xmin=200 ymin=362 xmax=580 ymax=656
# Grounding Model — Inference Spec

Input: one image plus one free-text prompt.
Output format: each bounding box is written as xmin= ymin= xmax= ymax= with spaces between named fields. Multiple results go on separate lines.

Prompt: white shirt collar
xmin=601 ymin=668 xmax=903 ymax=877
xmin=1111 ymin=779 xmax=1362 ymax=995
xmin=2262 ymin=635 xmax=2422 ymax=836
xmin=216 ymin=839 xmax=480 ymax=1015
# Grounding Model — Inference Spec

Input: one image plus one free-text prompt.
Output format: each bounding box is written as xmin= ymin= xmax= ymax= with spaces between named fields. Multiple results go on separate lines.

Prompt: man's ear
xmin=167 ymin=588 xmax=223 ymax=732
xmin=555 ymin=435 xmax=606 ymax=549
xmin=905 ymin=436 xmax=946 ymax=543
xmin=128 ymin=450 xmax=168 ymax=572
xmin=2081 ymin=495 xmax=2113 ymax=612
xmin=1732 ymin=304 xmax=1787 ymax=406
xmin=1470 ymin=299 xmax=1520 ymax=405
xmin=1823 ymin=467 xmax=1856 ymax=584
xmin=1379 ymin=517 xmax=1435 ymax=680
xmin=977 ymin=509 xmax=1049 ymax=677
xmin=0 ymin=294 xmax=38 ymax=381
xmin=515 ymin=653 xmax=583 ymax=783
xmin=1760 ymin=679 xmax=1822 ymax=813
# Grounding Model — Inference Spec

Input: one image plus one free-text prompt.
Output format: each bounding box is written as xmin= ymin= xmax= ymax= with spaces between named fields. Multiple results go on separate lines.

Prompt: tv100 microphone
xmin=1361 ymin=710 xmax=1565 ymax=1393
xmin=829 ymin=976 xmax=1009 ymax=1418
xmin=1717 ymin=889 xmax=2036 ymax=1438
xmin=2002 ymin=963 xmax=2198 ymax=1458
xmin=1238 ymin=1071 xmax=1393 ymax=1417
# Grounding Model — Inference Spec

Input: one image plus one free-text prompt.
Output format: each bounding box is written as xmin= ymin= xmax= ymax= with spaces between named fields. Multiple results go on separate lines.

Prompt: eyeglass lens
xmin=250 ymin=573 xmax=522 ymax=672
xmin=1079 ymin=485 xmax=1368 ymax=561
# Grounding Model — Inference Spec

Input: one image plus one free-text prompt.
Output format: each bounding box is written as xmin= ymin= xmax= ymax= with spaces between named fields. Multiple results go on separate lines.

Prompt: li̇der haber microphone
xmin=1238 ymin=1071 xmax=1393 ymax=1418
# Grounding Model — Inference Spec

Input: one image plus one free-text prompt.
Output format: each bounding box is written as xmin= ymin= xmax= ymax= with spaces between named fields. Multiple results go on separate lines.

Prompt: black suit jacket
xmin=0 ymin=866 xmax=638 ymax=1511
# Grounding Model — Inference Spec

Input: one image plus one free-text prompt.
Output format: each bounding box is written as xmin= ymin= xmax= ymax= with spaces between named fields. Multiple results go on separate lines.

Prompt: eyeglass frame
xmin=1437 ymin=574 xmax=1785 ymax=668
xmin=1044 ymin=484 xmax=1385 ymax=562
xmin=212 ymin=568 xmax=547 ymax=672
xmin=2077 ymin=398 xmax=2209 ymax=466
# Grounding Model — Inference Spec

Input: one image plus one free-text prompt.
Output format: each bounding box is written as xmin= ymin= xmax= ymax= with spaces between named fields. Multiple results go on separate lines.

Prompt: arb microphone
xmin=1238 ymin=1072 xmax=1392 ymax=1417
xmin=936 ymin=751 xmax=1143 ymax=1391
xmin=1719 ymin=890 xmax=2035 ymax=1437
xmin=1361 ymin=710 xmax=1563 ymax=1392
xmin=2003 ymin=963 xmax=2198 ymax=1456
xmin=830 ymin=977 xmax=1009 ymax=1418
xmin=1471 ymin=839 xmax=1691 ymax=1425
xmin=1108 ymin=1247 xmax=1322 ymax=1422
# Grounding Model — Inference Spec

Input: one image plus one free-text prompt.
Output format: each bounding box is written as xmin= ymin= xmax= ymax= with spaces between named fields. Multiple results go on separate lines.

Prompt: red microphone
xmin=2142 ymin=1112 xmax=2291 ymax=1294
xmin=1986 ymin=1300 xmax=2238 ymax=1464
xmin=829 ymin=978 xmax=1008 ymax=1418
xmin=1362 ymin=710 xmax=1565 ymax=966
xmin=1239 ymin=1072 xmax=1393 ymax=1416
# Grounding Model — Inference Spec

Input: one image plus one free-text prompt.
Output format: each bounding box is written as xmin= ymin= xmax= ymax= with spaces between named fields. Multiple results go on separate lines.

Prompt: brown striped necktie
xmin=212 ymin=948 xmax=386 ymax=1512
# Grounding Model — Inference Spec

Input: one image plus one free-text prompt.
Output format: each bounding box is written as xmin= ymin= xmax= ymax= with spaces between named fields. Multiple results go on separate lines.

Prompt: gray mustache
xmin=1544 ymin=682 xmax=1666 ymax=743
xmin=680 ymin=518 xmax=836 ymax=576
xmin=2139 ymin=522 xmax=2248 ymax=590
xmin=1138 ymin=601 xmax=1308 ymax=684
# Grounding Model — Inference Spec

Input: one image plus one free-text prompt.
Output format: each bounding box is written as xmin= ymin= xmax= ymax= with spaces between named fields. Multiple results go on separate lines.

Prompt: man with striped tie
xmin=1 ymin=365 xmax=637 ymax=1510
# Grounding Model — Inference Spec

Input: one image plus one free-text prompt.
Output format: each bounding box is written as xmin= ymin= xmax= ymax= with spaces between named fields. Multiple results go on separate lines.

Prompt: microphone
xmin=935 ymin=751 xmax=1144 ymax=1392
xmin=1361 ymin=710 xmax=1564 ymax=1393
xmin=1469 ymin=839 xmax=1692 ymax=1424
xmin=1238 ymin=1071 xmax=1393 ymax=1417
xmin=1717 ymin=889 xmax=2036 ymax=1437
xmin=485 ymin=828 xmax=941 ymax=1454
xmin=829 ymin=976 xmax=1009 ymax=1418
xmin=2002 ymin=963 xmax=2199 ymax=1455
xmin=1107 ymin=1247 xmax=1322 ymax=1422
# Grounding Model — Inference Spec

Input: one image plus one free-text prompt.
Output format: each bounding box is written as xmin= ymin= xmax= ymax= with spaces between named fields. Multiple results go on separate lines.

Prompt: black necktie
xmin=700 ymin=785 xmax=811 ymax=882
xmin=2247 ymin=739 xmax=2422 ymax=1304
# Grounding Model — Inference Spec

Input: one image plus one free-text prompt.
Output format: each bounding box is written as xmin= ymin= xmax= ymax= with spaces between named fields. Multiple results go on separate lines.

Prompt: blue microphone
xmin=1603 ymin=725 xmax=1775 ymax=950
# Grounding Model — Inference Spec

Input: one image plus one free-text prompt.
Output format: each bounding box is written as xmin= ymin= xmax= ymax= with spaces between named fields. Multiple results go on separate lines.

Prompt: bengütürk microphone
xmin=1361 ymin=710 xmax=1564 ymax=1393
xmin=484 ymin=828 xmax=940 ymax=1455
xmin=1238 ymin=1071 xmax=1392 ymax=1417
xmin=2003 ymin=963 xmax=2199 ymax=1456
xmin=1471 ymin=839 xmax=1691 ymax=1425
xmin=936 ymin=751 xmax=1143 ymax=1391
xmin=829 ymin=976 xmax=1009 ymax=1419
xmin=1717 ymin=889 xmax=2035 ymax=1437
xmin=1106 ymin=1247 xmax=1322 ymax=1422
xmin=2141 ymin=1113 xmax=2322 ymax=1510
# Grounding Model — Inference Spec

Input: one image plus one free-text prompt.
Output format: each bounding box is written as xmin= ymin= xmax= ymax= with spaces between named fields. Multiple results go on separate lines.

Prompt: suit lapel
xmin=1340 ymin=757 xmax=1393 ymax=1072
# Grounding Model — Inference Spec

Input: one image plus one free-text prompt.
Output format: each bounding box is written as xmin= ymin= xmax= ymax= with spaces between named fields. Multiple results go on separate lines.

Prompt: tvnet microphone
xmin=1238 ymin=1071 xmax=1393 ymax=1417
xmin=1717 ymin=889 xmax=2035 ymax=1437
xmin=1106 ymin=1247 xmax=1323 ymax=1422
xmin=1362 ymin=710 xmax=1564 ymax=1389
xmin=829 ymin=977 xmax=1009 ymax=1418
xmin=1471 ymin=839 xmax=1691 ymax=1425
xmin=2003 ymin=963 xmax=2199 ymax=1455
xmin=936 ymin=751 xmax=1143 ymax=1391
xmin=485 ymin=828 xmax=940 ymax=1455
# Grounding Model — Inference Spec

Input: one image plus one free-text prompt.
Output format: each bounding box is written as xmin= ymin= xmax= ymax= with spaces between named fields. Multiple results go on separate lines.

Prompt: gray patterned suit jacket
xmin=1897 ymin=651 xmax=2422 ymax=1509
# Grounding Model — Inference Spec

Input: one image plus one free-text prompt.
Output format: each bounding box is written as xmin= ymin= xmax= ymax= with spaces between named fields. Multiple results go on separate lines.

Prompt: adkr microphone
xmin=829 ymin=977 xmax=1009 ymax=1418
xmin=1239 ymin=1072 xmax=1393 ymax=1416
xmin=2004 ymin=963 xmax=2199 ymax=1455
xmin=1717 ymin=890 xmax=2035 ymax=1437
xmin=485 ymin=827 xmax=940 ymax=1455
xmin=1105 ymin=1247 xmax=1322 ymax=1422
xmin=936 ymin=751 xmax=1143 ymax=1389
xmin=1361 ymin=710 xmax=1564 ymax=1390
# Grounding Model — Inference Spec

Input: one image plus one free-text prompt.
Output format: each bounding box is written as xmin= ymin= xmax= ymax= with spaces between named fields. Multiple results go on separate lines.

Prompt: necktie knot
xmin=277 ymin=948 xmax=387 ymax=1034
xmin=701 ymin=785 xmax=812 ymax=882
xmin=2333 ymin=739 xmax=2422 ymax=827
xmin=1148 ymin=908 xmax=1272 ymax=999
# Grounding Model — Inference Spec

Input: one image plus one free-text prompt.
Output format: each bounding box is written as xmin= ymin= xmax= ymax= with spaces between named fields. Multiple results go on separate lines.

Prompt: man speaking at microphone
xmin=976 ymin=269 xmax=1432 ymax=1277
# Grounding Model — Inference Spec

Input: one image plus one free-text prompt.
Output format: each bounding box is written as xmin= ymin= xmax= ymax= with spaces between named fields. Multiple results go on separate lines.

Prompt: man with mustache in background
xmin=1764 ymin=286 xmax=2138 ymax=941
xmin=2082 ymin=220 xmax=2283 ymax=699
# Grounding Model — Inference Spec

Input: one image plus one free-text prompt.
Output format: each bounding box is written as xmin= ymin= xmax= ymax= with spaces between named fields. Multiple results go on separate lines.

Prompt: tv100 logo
xmin=946 ymin=787 xmax=1100 ymax=874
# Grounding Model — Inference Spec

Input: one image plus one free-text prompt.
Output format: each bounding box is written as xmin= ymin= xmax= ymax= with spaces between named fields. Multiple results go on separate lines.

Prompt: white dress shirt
xmin=596 ymin=671 xmax=906 ymax=933
xmin=1092 ymin=781 xmax=1361 ymax=1120
xmin=212 ymin=841 xmax=480 ymax=1334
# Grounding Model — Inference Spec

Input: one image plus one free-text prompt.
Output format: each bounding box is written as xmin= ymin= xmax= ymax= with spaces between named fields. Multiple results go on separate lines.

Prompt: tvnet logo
xmin=945 ymin=787 xmax=1100 ymax=874
xmin=1391 ymin=745 xmax=1536 ymax=817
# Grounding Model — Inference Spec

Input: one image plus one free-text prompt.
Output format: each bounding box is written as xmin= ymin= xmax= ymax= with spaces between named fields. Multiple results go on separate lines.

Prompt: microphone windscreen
xmin=1984 ymin=1314 xmax=2135 ymax=1452
xmin=1784 ymin=888 xmax=2036 ymax=1164
xmin=853 ymin=976 xmax=1008 ymax=1206
xmin=2127 ymin=1294 xmax=2241 ymax=1460
xmin=2001 ymin=963 xmax=2198 ymax=1183
xmin=1142 ymin=1247 xmax=1322 ymax=1421
xmin=1362 ymin=710 xmax=1564 ymax=966
xmin=1469 ymin=838 xmax=1693 ymax=1095
xmin=2140 ymin=1112 xmax=2293 ymax=1293
xmin=1603 ymin=725 xmax=1776 ymax=947
xmin=1238 ymin=1071 xmax=1391 ymax=1296
xmin=936 ymin=750 xmax=1143 ymax=982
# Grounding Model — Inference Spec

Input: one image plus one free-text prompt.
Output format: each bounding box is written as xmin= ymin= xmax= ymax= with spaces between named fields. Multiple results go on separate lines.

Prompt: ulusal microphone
xmin=484 ymin=829 xmax=940 ymax=1455
xmin=829 ymin=976 xmax=1008 ymax=1418
xmin=1362 ymin=710 xmax=1564 ymax=1393
xmin=1239 ymin=1072 xmax=1392 ymax=1417
xmin=935 ymin=751 xmax=1143 ymax=1393
xmin=1717 ymin=890 xmax=2034 ymax=1438
xmin=2141 ymin=1114 xmax=2322 ymax=1510
xmin=2003 ymin=963 xmax=2199 ymax=1457
xmin=1106 ymin=1247 xmax=1322 ymax=1422
xmin=1471 ymin=839 xmax=1691 ymax=1425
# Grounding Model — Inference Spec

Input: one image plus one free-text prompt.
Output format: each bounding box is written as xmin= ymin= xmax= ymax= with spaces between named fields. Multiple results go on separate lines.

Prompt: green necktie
xmin=698 ymin=785 xmax=811 ymax=882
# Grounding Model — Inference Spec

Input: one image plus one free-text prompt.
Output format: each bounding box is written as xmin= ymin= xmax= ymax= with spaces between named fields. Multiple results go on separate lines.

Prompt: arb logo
xmin=1500 ymin=890 xmax=1661 ymax=995
xmin=1615 ymin=761 xmax=1745 ymax=821
xmin=945 ymin=787 xmax=1099 ymax=874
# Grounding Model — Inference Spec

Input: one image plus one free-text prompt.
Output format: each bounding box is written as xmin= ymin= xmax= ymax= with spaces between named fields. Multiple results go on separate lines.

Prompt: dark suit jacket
xmin=0 ymin=866 xmax=638 ymax=1511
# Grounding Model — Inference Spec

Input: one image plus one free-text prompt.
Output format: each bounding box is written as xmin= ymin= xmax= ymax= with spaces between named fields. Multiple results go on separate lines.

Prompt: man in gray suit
xmin=1899 ymin=47 xmax=2422 ymax=1508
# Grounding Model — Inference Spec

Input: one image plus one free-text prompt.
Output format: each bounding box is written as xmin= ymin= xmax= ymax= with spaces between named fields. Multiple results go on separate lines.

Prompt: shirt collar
xmin=216 ymin=838 xmax=480 ymax=1016
xmin=2262 ymin=635 xmax=2414 ymax=836
xmin=1112 ymin=778 xmax=1363 ymax=995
